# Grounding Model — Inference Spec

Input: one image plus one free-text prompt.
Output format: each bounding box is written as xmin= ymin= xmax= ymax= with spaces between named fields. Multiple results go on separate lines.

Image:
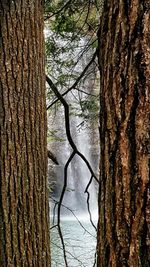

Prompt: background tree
xmin=97 ymin=0 xmax=150 ymax=266
xmin=0 ymin=1 xmax=51 ymax=266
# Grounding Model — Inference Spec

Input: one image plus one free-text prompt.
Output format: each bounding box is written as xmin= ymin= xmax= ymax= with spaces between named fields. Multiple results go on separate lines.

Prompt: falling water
xmin=48 ymin=73 xmax=99 ymax=266
xmin=48 ymin=96 xmax=99 ymax=266
xmin=48 ymin=72 xmax=99 ymax=222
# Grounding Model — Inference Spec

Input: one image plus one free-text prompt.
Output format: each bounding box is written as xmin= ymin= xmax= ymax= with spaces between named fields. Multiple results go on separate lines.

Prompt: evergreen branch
xmin=44 ymin=0 xmax=72 ymax=20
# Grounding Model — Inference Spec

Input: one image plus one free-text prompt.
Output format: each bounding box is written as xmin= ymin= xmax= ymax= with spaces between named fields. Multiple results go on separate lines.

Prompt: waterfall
xmin=46 ymin=32 xmax=100 ymax=266
xmin=61 ymin=117 xmax=99 ymax=221
xmin=46 ymin=33 xmax=99 ymax=221
xmin=48 ymin=76 xmax=99 ymax=222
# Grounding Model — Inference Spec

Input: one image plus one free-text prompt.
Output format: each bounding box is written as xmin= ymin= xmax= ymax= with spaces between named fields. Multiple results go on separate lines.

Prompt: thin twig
xmin=75 ymin=87 xmax=98 ymax=97
xmin=44 ymin=0 xmax=72 ymax=20
xmin=50 ymin=240 xmax=87 ymax=267
xmin=50 ymin=196 xmax=96 ymax=238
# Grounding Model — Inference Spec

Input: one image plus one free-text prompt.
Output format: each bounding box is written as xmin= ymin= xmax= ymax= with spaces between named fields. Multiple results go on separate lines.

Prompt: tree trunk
xmin=0 ymin=1 xmax=51 ymax=266
xmin=97 ymin=1 xmax=150 ymax=266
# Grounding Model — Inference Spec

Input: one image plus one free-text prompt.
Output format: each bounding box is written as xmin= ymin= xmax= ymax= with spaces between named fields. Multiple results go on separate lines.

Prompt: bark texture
xmin=97 ymin=0 xmax=150 ymax=266
xmin=0 ymin=1 xmax=51 ymax=266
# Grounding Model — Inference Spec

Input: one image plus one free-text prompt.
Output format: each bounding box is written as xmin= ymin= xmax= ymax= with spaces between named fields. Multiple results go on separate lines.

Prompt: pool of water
xmin=51 ymin=218 xmax=97 ymax=267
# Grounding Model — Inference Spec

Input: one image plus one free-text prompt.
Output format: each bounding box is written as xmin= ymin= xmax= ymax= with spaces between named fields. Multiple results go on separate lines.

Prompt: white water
xmin=51 ymin=219 xmax=97 ymax=267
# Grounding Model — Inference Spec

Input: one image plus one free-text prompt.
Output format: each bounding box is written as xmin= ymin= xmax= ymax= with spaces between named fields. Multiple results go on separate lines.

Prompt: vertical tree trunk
xmin=0 ymin=1 xmax=51 ymax=266
xmin=97 ymin=1 xmax=150 ymax=266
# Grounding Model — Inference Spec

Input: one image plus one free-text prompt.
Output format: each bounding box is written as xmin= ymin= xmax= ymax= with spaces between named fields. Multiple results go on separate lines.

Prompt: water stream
xmin=51 ymin=220 xmax=97 ymax=267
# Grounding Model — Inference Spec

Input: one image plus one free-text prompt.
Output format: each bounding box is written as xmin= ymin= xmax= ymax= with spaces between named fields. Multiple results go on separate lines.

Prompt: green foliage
xmin=44 ymin=0 xmax=100 ymax=84
xmin=45 ymin=0 xmax=100 ymax=35
xmin=45 ymin=37 xmax=57 ymax=56
xmin=44 ymin=0 xmax=56 ymax=13
xmin=70 ymin=95 xmax=99 ymax=120
xmin=47 ymin=129 xmax=66 ymax=143
xmin=80 ymin=98 xmax=98 ymax=114
xmin=45 ymin=0 xmax=100 ymax=126
xmin=52 ymin=14 xmax=76 ymax=33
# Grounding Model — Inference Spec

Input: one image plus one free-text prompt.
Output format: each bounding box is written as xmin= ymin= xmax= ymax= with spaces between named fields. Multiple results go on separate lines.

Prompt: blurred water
xmin=51 ymin=219 xmax=97 ymax=267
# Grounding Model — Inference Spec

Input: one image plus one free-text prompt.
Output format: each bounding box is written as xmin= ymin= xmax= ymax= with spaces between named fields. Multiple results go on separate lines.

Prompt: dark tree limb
xmin=46 ymin=50 xmax=97 ymax=109
xmin=57 ymin=152 xmax=76 ymax=226
xmin=75 ymin=87 xmax=98 ymax=97
xmin=85 ymin=175 xmax=97 ymax=231
xmin=46 ymin=74 xmax=99 ymax=265
xmin=46 ymin=75 xmax=98 ymax=184
xmin=57 ymin=151 xmax=75 ymax=267
xmin=47 ymin=149 xmax=59 ymax=165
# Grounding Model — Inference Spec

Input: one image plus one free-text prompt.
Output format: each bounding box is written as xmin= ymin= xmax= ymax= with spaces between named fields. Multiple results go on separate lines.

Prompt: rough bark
xmin=0 ymin=1 xmax=51 ymax=266
xmin=97 ymin=0 xmax=150 ymax=266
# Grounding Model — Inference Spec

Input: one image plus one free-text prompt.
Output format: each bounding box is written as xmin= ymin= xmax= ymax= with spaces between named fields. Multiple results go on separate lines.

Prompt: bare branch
xmin=57 ymin=151 xmax=75 ymax=267
xmin=46 ymin=50 xmax=97 ymax=109
xmin=48 ymin=150 xmax=59 ymax=165
xmin=57 ymin=152 xmax=76 ymax=225
xmin=46 ymin=75 xmax=98 ymax=183
xmin=50 ymin=240 xmax=87 ymax=267
xmin=47 ymin=75 xmax=99 ymax=265
xmin=50 ymin=196 xmax=96 ymax=238
xmin=84 ymin=175 xmax=97 ymax=231
xmin=75 ymin=87 xmax=98 ymax=97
